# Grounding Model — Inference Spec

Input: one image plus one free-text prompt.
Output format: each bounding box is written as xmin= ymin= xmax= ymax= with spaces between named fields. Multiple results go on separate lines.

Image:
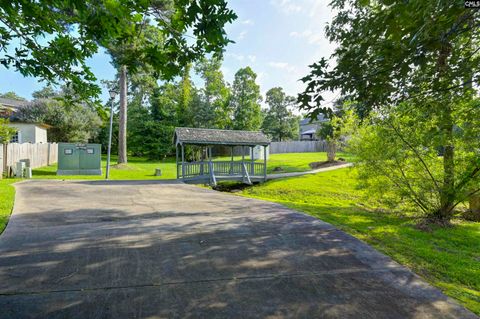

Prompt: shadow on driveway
xmin=0 ymin=180 xmax=476 ymax=319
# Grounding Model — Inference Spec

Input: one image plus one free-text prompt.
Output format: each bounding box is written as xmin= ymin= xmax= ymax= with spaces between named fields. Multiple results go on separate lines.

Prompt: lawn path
xmin=267 ymin=162 xmax=353 ymax=180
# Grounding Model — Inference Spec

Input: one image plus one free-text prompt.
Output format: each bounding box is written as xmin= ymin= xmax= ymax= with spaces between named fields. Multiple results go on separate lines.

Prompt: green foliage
xmin=31 ymin=86 xmax=57 ymax=100
xmin=317 ymin=102 xmax=358 ymax=162
xmin=127 ymin=100 xmax=175 ymax=159
xmin=177 ymin=64 xmax=194 ymax=127
xmin=262 ymin=87 xmax=299 ymax=141
xmin=0 ymin=0 xmax=237 ymax=101
xmin=298 ymin=0 xmax=479 ymax=117
xmin=194 ymin=57 xmax=231 ymax=128
xmin=0 ymin=92 xmax=26 ymax=101
xmin=0 ymin=179 xmax=17 ymax=234
xmin=231 ymin=67 xmax=263 ymax=131
xmin=298 ymin=0 xmax=480 ymax=222
xmin=0 ymin=119 xmax=17 ymax=143
xmin=349 ymin=100 xmax=480 ymax=219
xmin=14 ymin=97 xmax=102 ymax=143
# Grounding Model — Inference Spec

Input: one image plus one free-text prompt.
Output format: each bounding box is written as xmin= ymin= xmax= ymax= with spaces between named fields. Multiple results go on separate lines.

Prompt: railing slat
xmin=179 ymin=161 xmax=265 ymax=179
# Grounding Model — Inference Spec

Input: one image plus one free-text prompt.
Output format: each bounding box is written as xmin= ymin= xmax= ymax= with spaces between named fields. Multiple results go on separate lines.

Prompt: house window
xmin=10 ymin=131 xmax=19 ymax=143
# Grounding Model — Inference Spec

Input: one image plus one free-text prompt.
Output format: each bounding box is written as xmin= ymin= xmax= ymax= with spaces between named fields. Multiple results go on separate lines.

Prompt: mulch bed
xmin=308 ymin=159 xmax=347 ymax=169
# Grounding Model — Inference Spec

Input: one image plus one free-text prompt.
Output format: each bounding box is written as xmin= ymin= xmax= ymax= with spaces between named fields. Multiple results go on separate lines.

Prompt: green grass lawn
xmin=31 ymin=152 xmax=342 ymax=179
xmin=32 ymin=155 xmax=178 ymax=180
xmin=0 ymin=179 xmax=18 ymax=234
xmin=239 ymin=168 xmax=480 ymax=315
xmin=0 ymin=152 xmax=340 ymax=234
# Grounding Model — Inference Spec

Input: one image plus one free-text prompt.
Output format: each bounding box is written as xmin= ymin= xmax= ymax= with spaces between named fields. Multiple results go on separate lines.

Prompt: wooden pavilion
xmin=174 ymin=127 xmax=270 ymax=186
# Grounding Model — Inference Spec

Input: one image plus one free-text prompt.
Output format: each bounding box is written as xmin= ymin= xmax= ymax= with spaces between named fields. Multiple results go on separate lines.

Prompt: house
xmin=299 ymin=114 xmax=328 ymax=141
xmin=7 ymin=122 xmax=50 ymax=143
xmin=0 ymin=97 xmax=50 ymax=143
xmin=0 ymin=97 xmax=27 ymax=117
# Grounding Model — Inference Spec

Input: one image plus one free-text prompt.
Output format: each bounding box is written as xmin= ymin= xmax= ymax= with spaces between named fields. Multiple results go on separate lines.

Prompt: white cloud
xmin=241 ymin=19 xmax=254 ymax=26
xmin=238 ymin=30 xmax=247 ymax=40
xmin=270 ymin=0 xmax=302 ymax=14
xmin=268 ymin=61 xmax=297 ymax=73
xmin=221 ymin=66 xmax=231 ymax=79
xmin=227 ymin=53 xmax=245 ymax=61
xmin=257 ymin=71 xmax=267 ymax=84
xmin=289 ymin=29 xmax=324 ymax=45
xmin=225 ymin=53 xmax=256 ymax=64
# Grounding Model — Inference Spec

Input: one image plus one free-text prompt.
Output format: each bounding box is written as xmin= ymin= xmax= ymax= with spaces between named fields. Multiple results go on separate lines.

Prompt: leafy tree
xmin=194 ymin=57 xmax=231 ymax=129
xmin=0 ymin=0 xmax=237 ymax=101
xmin=231 ymin=67 xmax=262 ymax=131
xmin=107 ymin=22 xmax=165 ymax=164
xmin=0 ymin=92 xmax=25 ymax=101
xmin=127 ymin=100 xmax=175 ymax=159
xmin=349 ymin=99 xmax=480 ymax=222
xmin=177 ymin=64 xmax=194 ymax=127
xmin=151 ymin=84 xmax=181 ymax=125
xmin=298 ymin=0 xmax=480 ymax=224
xmin=0 ymin=119 xmax=17 ymax=144
xmin=262 ymin=87 xmax=299 ymax=141
xmin=32 ymin=86 xmax=57 ymax=100
xmin=317 ymin=103 xmax=357 ymax=162
xmin=126 ymin=79 xmax=182 ymax=159
xmin=14 ymin=97 xmax=102 ymax=143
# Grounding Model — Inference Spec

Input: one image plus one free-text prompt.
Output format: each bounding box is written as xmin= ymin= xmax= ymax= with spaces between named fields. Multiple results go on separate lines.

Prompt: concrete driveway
xmin=0 ymin=180 xmax=476 ymax=319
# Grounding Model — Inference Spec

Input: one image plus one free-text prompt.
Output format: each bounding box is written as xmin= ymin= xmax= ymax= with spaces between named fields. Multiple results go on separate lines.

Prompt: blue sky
xmin=0 ymin=0 xmax=337 ymax=107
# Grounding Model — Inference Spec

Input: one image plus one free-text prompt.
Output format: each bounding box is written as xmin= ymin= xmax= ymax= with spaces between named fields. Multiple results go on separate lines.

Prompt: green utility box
xmin=57 ymin=143 xmax=102 ymax=175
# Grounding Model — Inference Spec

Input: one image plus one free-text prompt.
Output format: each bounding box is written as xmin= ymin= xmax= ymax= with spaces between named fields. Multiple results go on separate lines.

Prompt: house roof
xmin=0 ymin=97 xmax=28 ymax=109
xmin=175 ymin=127 xmax=270 ymax=146
xmin=299 ymin=114 xmax=327 ymax=126
xmin=8 ymin=122 xmax=52 ymax=129
xmin=301 ymin=129 xmax=316 ymax=135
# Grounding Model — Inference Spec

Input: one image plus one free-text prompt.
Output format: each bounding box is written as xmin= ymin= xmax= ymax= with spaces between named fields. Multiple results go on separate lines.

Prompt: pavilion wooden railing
xmin=177 ymin=161 xmax=265 ymax=179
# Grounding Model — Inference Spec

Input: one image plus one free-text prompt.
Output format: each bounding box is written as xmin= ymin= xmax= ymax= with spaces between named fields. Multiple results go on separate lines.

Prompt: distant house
xmin=0 ymin=97 xmax=50 ymax=143
xmin=0 ymin=97 xmax=27 ymax=117
xmin=299 ymin=114 xmax=328 ymax=141
xmin=7 ymin=122 xmax=50 ymax=143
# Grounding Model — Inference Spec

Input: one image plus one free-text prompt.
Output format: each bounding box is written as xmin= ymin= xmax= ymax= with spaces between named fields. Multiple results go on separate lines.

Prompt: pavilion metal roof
xmin=175 ymin=127 xmax=270 ymax=146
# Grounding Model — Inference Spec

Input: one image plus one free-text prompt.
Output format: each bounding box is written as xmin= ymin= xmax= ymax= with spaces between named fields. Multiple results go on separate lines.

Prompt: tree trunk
xmin=465 ymin=194 xmax=480 ymax=222
xmin=326 ymin=140 xmax=336 ymax=162
xmin=437 ymin=105 xmax=455 ymax=222
xmin=118 ymin=65 xmax=128 ymax=164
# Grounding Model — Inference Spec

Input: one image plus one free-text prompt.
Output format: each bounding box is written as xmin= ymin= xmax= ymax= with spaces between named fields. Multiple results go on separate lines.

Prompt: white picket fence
xmin=1 ymin=143 xmax=58 ymax=177
xmin=269 ymin=141 xmax=328 ymax=154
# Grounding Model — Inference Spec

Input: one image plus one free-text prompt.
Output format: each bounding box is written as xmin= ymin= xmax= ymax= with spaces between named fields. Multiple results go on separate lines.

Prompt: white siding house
xmin=1 ymin=97 xmax=50 ymax=143
xmin=7 ymin=123 xmax=49 ymax=143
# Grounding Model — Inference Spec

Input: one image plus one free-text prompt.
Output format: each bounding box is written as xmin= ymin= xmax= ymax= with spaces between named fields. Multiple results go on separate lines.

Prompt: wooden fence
xmin=269 ymin=141 xmax=328 ymax=154
xmin=1 ymin=143 xmax=58 ymax=177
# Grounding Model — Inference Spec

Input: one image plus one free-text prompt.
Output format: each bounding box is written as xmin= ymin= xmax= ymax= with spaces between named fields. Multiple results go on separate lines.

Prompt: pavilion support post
xmin=175 ymin=144 xmax=179 ymax=179
xmin=263 ymin=145 xmax=267 ymax=182
xmin=250 ymin=146 xmax=254 ymax=176
xmin=230 ymin=146 xmax=234 ymax=174
xmin=181 ymin=143 xmax=185 ymax=179
xmin=208 ymin=146 xmax=213 ymax=176
xmin=242 ymin=146 xmax=245 ymax=180
xmin=200 ymin=146 xmax=204 ymax=176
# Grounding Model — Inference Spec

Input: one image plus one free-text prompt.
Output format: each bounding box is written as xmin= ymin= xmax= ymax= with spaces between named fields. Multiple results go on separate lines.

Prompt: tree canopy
xmin=0 ymin=0 xmax=237 ymax=100
xmin=231 ymin=67 xmax=263 ymax=131
xmin=262 ymin=87 xmax=298 ymax=141
xmin=298 ymin=0 xmax=479 ymax=118
xmin=298 ymin=0 xmax=480 ymax=223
